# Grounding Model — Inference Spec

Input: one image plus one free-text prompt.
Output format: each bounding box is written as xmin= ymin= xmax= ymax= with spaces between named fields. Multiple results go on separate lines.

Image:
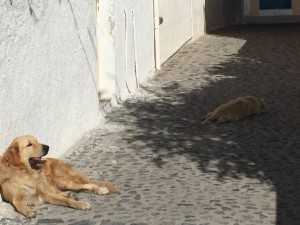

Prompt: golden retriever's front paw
xmin=24 ymin=209 xmax=36 ymax=218
xmin=97 ymin=187 xmax=109 ymax=195
xmin=78 ymin=201 xmax=91 ymax=211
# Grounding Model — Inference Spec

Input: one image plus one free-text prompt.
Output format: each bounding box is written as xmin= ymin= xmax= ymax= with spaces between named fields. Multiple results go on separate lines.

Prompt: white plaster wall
xmin=99 ymin=0 xmax=205 ymax=104
xmin=97 ymin=0 xmax=117 ymax=102
xmin=0 ymin=0 xmax=206 ymax=155
xmin=114 ymin=0 xmax=155 ymax=101
xmin=192 ymin=0 xmax=206 ymax=38
xmin=0 ymin=0 xmax=101 ymax=156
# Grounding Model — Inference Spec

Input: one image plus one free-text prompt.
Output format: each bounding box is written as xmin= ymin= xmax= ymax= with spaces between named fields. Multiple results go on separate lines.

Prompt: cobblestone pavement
xmin=1 ymin=24 xmax=300 ymax=225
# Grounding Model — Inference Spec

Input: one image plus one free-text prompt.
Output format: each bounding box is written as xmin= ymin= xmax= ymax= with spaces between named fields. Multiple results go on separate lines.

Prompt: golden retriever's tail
xmin=95 ymin=181 xmax=120 ymax=194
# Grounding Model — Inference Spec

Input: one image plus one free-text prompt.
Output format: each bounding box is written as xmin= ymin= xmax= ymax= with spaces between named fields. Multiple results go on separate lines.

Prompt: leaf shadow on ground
xmin=109 ymin=24 xmax=300 ymax=225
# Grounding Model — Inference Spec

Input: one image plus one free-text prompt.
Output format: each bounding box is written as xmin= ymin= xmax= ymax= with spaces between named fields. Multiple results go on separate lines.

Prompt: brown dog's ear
xmin=3 ymin=145 xmax=22 ymax=167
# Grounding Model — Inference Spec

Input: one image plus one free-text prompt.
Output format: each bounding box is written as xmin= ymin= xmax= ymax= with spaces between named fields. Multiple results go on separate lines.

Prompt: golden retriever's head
xmin=5 ymin=135 xmax=49 ymax=168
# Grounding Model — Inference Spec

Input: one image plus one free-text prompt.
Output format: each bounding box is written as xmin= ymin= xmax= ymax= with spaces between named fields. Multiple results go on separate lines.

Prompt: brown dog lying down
xmin=202 ymin=96 xmax=266 ymax=124
xmin=0 ymin=135 xmax=119 ymax=218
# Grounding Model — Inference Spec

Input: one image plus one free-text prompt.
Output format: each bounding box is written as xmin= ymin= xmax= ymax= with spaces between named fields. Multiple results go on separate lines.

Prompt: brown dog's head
xmin=4 ymin=135 xmax=49 ymax=168
xmin=247 ymin=96 xmax=266 ymax=113
xmin=257 ymin=98 xmax=266 ymax=112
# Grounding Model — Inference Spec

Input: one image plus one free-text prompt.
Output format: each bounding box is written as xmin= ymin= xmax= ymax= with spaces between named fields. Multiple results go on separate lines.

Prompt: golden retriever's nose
xmin=42 ymin=145 xmax=49 ymax=156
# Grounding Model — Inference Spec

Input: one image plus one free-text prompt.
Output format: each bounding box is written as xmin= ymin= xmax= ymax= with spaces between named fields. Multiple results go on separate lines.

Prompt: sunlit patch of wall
xmin=0 ymin=0 xmax=101 ymax=156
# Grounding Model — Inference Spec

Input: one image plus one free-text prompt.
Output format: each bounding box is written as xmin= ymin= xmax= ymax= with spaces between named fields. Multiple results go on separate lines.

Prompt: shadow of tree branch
xmin=109 ymin=24 xmax=300 ymax=224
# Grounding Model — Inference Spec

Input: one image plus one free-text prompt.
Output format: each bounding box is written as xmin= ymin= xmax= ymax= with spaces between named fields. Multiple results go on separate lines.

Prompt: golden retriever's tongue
xmin=30 ymin=157 xmax=46 ymax=165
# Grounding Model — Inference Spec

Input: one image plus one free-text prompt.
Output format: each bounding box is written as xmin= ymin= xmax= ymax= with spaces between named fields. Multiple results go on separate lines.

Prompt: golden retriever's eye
xmin=26 ymin=143 xmax=33 ymax=147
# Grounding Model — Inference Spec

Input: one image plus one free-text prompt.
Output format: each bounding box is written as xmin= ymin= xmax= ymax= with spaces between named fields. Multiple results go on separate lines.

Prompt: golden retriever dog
xmin=0 ymin=135 xmax=119 ymax=218
xmin=202 ymin=96 xmax=266 ymax=124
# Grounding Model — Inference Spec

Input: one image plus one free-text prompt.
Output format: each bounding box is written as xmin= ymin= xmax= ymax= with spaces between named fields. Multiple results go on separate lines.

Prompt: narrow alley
xmin=2 ymin=24 xmax=300 ymax=225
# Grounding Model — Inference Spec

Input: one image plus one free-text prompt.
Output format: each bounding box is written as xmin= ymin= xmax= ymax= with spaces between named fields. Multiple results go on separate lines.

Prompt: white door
xmin=158 ymin=0 xmax=193 ymax=64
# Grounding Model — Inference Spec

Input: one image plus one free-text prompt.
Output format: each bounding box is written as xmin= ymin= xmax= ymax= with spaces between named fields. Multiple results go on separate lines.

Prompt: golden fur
xmin=202 ymin=96 xmax=266 ymax=124
xmin=0 ymin=135 xmax=119 ymax=218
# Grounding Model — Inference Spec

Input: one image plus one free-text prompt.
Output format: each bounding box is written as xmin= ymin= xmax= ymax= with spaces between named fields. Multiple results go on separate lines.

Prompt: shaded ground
xmin=1 ymin=24 xmax=300 ymax=225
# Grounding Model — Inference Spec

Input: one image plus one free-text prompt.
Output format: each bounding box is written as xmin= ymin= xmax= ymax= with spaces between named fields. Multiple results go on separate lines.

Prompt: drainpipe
xmin=153 ymin=0 xmax=161 ymax=70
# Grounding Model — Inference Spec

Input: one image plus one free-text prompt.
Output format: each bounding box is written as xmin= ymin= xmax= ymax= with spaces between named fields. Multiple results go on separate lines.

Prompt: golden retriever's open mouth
xmin=29 ymin=157 xmax=46 ymax=166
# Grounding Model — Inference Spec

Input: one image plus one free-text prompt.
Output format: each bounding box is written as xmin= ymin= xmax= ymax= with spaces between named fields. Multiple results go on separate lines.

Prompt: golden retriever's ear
xmin=3 ymin=145 xmax=22 ymax=167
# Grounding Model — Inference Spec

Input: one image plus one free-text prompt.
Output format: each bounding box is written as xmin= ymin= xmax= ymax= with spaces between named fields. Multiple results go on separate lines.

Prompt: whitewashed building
xmin=0 ymin=0 xmax=248 ymax=156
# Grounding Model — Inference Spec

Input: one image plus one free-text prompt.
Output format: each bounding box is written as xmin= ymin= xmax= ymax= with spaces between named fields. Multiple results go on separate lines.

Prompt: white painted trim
xmin=259 ymin=9 xmax=292 ymax=16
